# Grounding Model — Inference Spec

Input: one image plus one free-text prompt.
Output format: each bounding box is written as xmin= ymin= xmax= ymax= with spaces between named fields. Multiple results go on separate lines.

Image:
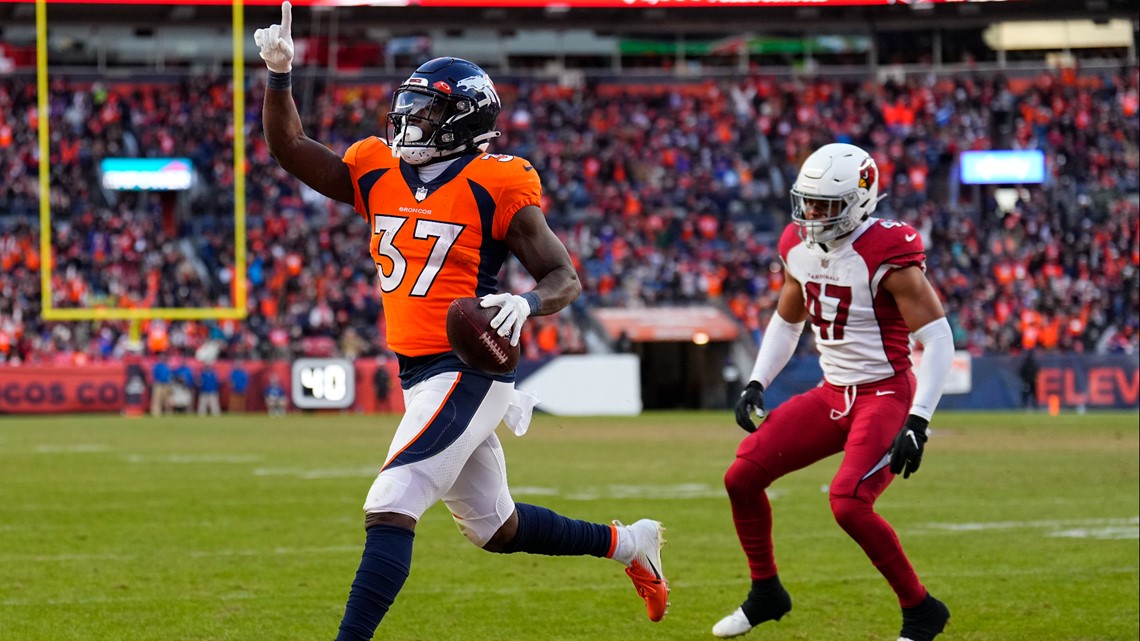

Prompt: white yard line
xmin=252 ymin=466 xmax=379 ymax=479
xmin=917 ymin=516 xmax=1139 ymax=531
xmin=3 ymin=545 xmax=361 ymax=564
xmin=32 ymin=444 xmax=112 ymax=453
xmin=124 ymin=454 xmax=265 ymax=464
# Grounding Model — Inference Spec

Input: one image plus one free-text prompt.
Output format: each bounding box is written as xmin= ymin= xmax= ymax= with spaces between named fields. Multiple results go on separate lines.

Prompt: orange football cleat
xmin=615 ymin=519 xmax=669 ymax=622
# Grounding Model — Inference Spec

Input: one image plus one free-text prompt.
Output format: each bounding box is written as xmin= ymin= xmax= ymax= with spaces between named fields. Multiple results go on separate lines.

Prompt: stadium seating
xmin=0 ymin=65 xmax=1136 ymax=365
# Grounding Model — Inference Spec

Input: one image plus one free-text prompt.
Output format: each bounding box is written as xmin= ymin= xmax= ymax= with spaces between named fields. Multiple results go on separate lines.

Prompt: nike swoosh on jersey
xmin=523 ymin=165 xmax=534 ymax=172
xmin=876 ymin=389 xmax=896 ymax=396
xmin=904 ymin=233 xmax=917 ymax=242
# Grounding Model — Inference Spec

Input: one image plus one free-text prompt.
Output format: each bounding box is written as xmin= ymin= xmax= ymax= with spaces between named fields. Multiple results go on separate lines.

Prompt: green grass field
xmin=1 ymin=411 xmax=1136 ymax=641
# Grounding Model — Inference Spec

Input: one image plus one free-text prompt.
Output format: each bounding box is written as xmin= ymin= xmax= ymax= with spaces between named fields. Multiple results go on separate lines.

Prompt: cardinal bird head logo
xmin=858 ymin=158 xmax=877 ymax=191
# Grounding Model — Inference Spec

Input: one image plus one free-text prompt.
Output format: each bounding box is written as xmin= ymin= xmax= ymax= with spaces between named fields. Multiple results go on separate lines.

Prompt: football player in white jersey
xmin=712 ymin=143 xmax=954 ymax=641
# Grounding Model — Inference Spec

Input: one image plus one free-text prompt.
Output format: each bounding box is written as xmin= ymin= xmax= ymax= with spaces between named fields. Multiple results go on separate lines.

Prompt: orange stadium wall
xmin=0 ymin=359 xmax=404 ymax=415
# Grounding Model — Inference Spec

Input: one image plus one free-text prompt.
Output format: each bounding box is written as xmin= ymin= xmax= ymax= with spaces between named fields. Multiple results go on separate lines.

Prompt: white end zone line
xmin=915 ymin=516 xmax=1139 ymax=539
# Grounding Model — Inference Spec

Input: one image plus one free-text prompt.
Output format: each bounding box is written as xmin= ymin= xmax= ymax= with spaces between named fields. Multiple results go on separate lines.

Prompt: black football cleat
xmin=898 ymin=593 xmax=951 ymax=641
xmin=711 ymin=577 xmax=792 ymax=638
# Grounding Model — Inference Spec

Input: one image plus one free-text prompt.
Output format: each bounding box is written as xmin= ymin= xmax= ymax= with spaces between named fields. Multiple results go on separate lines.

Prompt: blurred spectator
xmin=170 ymin=374 xmax=193 ymax=414
xmin=340 ymin=326 xmax=368 ymax=359
xmin=1018 ymin=348 xmax=1040 ymax=411
xmin=0 ymin=66 xmax=1136 ymax=363
xmin=171 ymin=359 xmax=195 ymax=414
xmin=372 ymin=353 xmax=392 ymax=412
xmin=197 ymin=363 xmax=221 ymax=416
xmin=150 ymin=359 xmax=172 ymax=417
xmin=1097 ymin=322 xmax=1138 ymax=355
xmin=723 ymin=358 xmax=742 ymax=409
xmin=229 ymin=360 xmax=250 ymax=413
xmin=615 ymin=330 xmax=633 ymax=354
xmin=265 ymin=373 xmax=288 ymax=417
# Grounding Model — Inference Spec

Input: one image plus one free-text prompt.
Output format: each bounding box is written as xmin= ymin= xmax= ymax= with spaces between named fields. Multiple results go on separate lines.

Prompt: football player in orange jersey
xmin=255 ymin=4 xmax=668 ymax=640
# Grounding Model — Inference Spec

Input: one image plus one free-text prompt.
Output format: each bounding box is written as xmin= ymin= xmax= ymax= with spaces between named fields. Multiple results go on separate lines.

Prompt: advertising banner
xmin=0 ymin=364 xmax=126 ymax=414
xmin=2 ymin=351 xmax=1132 ymax=415
xmin=766 ymin=353 xmax=1138 ymax=411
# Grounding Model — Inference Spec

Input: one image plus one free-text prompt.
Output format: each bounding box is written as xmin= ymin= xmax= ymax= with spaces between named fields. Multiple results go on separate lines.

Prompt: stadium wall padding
xmin=0 ymin=353 xmax=1135 ymax=414
xmin=762 ymin=353 xmax=1139 ymax=411
xmin=0 ymin=359 xmax=405 ymax=415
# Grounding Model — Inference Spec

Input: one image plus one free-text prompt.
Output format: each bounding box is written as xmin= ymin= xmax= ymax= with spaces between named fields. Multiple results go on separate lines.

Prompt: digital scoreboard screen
xmin=100 ymin=158 xmax=195 ymax=191
xmin=959 ymin=150 xmax=1046 ymax=185
xmin=291 ymin=358 xmax=356 ymax=410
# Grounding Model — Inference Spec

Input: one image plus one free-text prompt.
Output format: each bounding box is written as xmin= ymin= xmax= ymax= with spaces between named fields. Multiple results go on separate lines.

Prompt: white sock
xmin=612 ymin=523 xmax=636 ymax=565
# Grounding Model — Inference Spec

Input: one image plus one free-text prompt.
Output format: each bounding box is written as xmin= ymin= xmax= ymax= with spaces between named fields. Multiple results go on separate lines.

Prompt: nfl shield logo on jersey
xmin=415 ymin=186 xmax=429 ymax=202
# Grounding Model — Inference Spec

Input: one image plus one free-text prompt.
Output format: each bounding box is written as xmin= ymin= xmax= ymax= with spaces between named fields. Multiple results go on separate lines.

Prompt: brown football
xmin=446 ymin=297 xmax=521 ymax=375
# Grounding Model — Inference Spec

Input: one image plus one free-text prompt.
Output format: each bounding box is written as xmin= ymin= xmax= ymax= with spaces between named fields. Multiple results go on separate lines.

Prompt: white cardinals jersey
xmin=779 ymin=218 xmax=926 ymax=386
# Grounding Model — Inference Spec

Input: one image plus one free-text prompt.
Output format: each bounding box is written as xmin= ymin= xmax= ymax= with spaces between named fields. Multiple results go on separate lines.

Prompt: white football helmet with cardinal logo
xmin=790 ymin=143 xmax=884 ymax=244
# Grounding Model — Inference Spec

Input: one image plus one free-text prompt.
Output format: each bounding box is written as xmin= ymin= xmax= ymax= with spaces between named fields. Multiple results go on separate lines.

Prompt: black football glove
xmin=889 ymin=414 xmax=930 ymax=479
xmin=734 ymin=381 xmax=766 ymax=433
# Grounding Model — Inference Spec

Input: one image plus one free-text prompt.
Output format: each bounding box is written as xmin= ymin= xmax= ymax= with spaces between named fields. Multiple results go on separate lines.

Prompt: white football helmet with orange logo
xmin=790 ymin=143 xmax=884 ymax=244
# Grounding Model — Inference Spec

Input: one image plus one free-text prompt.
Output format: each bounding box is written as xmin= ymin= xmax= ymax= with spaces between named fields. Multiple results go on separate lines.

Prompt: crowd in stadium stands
xmin=0 ymin=63 xmax=1137 ymax=367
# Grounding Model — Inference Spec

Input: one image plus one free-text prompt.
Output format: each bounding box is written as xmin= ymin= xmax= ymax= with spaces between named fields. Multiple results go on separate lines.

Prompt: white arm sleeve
xmin=909 ymin=317 xmax=954 ymax=420
xmin=749 ymin=313 xmax=805 ymax=389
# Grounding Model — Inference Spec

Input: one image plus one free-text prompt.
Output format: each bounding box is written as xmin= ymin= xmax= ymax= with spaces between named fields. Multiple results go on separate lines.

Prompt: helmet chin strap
xmin=473 ymin=130 xmax=502 ymax=147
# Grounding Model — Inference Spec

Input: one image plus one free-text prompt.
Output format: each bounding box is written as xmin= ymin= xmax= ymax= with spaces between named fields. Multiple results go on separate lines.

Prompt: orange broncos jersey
xmin=343 ymin=137 xmax=542 ymax=357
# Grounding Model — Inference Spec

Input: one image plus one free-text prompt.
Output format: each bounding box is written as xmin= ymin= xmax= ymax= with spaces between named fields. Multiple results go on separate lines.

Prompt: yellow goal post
xmin=35 ymin=0 xmax=249 ymax=342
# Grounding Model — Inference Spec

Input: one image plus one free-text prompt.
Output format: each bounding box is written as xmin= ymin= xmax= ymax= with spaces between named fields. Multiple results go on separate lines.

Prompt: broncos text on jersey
xmin=343 ymin=138 xmax=541 ymax=357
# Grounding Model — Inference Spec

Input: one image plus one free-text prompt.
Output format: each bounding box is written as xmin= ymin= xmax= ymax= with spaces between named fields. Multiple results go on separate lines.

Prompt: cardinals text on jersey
xmin=779 ymin=217 xmax=926 ymax=386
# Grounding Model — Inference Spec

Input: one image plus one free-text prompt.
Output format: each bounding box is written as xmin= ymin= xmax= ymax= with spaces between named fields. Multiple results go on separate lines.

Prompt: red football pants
xmin=724 ymin=370 xmax=927 ymax=607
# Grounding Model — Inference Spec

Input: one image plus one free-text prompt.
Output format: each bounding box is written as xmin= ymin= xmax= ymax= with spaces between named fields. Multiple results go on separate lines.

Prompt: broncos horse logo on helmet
xmin=456 ymin=73 xmax=501 ymax=111
xmin=387 ymin=57 xmax=503 ymax=165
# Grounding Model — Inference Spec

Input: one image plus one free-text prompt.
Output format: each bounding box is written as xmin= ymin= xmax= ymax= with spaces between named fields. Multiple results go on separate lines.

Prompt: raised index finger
xmin=280 ymin=1 xmax=292 ymax=32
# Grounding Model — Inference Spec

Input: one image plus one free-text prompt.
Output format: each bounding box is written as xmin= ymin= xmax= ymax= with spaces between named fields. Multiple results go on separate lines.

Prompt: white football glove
xmin=253 ymin=1 xmax=294 ymax=73
xmin=480 ymin=293 xmax=532 ymax=347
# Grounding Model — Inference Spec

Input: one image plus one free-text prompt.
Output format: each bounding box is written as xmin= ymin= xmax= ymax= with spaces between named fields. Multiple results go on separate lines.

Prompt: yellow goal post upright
xmin=35 ymin=0 xmax=249 ymax=344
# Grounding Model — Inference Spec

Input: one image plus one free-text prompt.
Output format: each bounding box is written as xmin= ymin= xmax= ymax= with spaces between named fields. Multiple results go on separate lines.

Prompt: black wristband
xmin=904 ymin=414 xmax=929 ymax=437
xmin=521 ymin=291 xmax=541 ymax=315
xmin=267 ymin=71 xmax=292 ymax=90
